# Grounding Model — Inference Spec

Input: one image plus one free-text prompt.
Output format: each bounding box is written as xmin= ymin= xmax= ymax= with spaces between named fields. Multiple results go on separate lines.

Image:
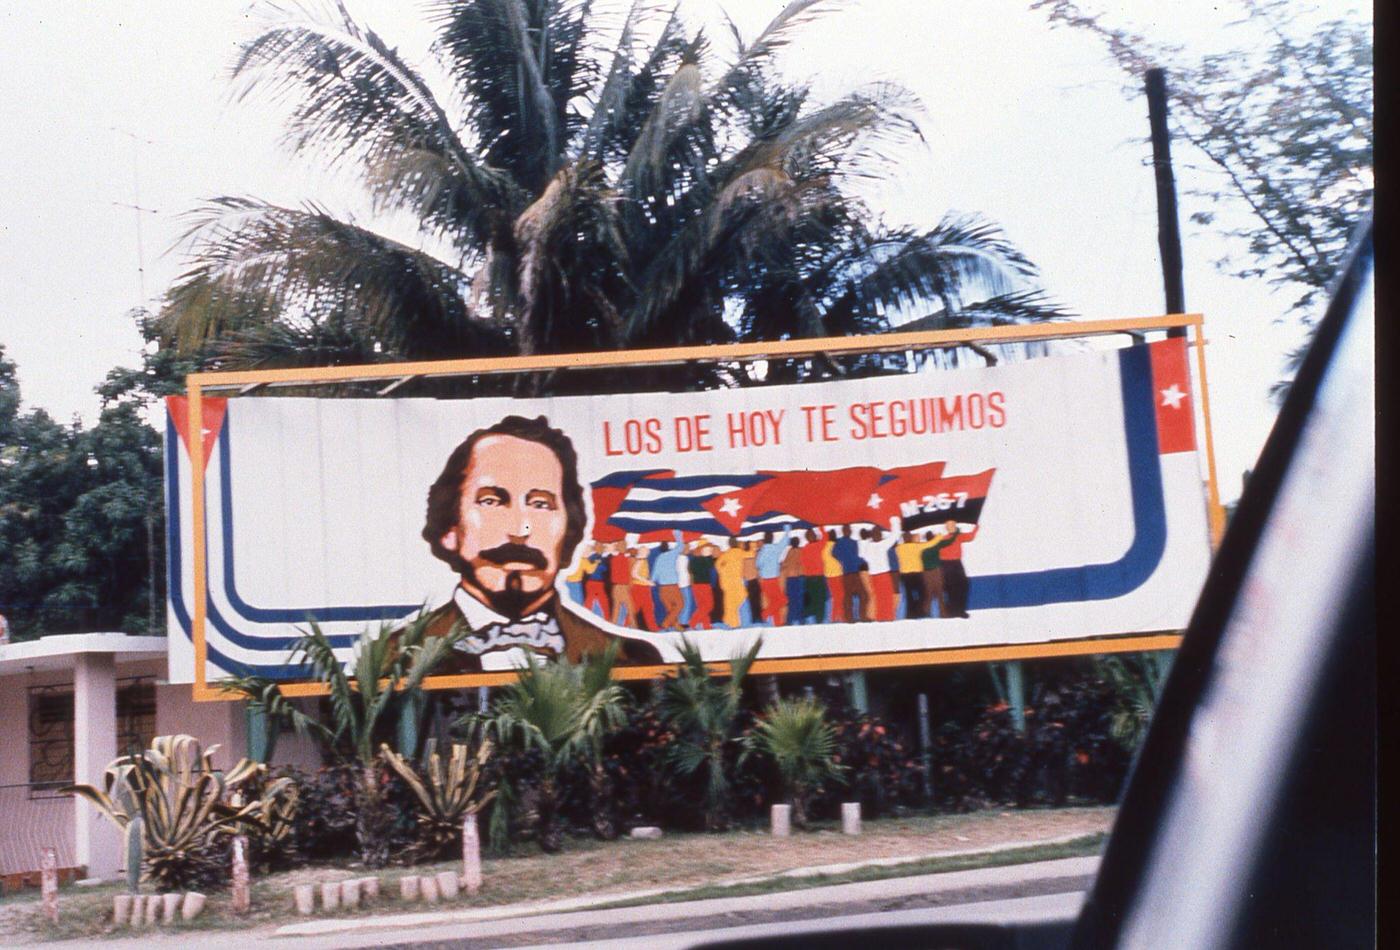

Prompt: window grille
xmin=25 ymin=676 xmax=160 ymax=797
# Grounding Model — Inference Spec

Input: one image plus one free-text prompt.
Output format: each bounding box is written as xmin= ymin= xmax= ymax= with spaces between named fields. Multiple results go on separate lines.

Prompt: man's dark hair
xmin=422 ymin=415 xmax=587 ymax=575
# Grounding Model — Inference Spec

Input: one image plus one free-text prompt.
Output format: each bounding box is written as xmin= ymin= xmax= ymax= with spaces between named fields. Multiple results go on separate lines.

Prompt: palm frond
xmin=710 ymin=0 xmax=832 ymax=109
xmin=161 ymin=197 xmax=509 ymax=365
xmin=514 ymin=160 xmax=627 ymax=353
xmin=430 ymin=0 xmax=594 ymax=191
xmin=221 ymin=674 xmax=333 ymax=743
xmin=820 ymin=216 xmax=1042 ymax=333
xmin=291 ymin=621 xmax=357 ymax=746
xmin=619 ymin=61 xmax=703 ymax=197
xmin=235 ymin=0 xmax=509 ymax=242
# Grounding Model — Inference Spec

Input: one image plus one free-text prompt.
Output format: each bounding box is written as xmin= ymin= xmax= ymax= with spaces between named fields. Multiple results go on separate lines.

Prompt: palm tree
xmin=474 ymin=642 xmax=628 ymax=852
xmin=158 ymin=0 xmax=1060 ymax=386
xmin=743 ymin=695 xmax=845 ymax=828
xmin=658 ymin=637 xmax=761 ymax=831
xmin=291 ymin=612 xmax=467 ymax=866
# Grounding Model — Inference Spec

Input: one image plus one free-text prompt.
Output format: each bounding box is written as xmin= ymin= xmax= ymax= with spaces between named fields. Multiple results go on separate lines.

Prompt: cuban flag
xmin=593 ymin=463 xmax=996 ymax=539
xmin=601 ymin=472 xmax=806 ymax=537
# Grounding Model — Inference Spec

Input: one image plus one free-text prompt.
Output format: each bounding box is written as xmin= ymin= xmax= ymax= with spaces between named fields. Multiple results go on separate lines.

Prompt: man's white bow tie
xmin=456 ymin=612 xmax=565 ymax=656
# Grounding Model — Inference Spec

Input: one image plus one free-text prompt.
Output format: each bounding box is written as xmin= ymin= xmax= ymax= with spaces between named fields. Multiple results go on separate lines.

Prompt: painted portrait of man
xmin=420 ymin=414 xmax=663 ymax=672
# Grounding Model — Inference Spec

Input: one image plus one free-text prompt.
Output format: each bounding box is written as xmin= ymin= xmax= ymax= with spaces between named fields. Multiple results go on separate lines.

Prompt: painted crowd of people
xmin=564 ymin=520 xmax=979 ymax=632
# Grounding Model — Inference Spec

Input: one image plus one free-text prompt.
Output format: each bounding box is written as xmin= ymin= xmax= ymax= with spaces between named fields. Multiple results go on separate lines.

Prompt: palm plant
xmin=658 ymin=637 xmax=761 ymax=831
xmin=223 ymin=673 xmax=332 ymax=763
xmin=743 ymin=695 xmax=845 ymax=828
xmin=381 ymin=737 xmax=496 ymax=860
xmin=473 ymin=642 xmax=627 ymax=852
xmin=1097 ymin=651 xmax=1173 ymax=753
xmin=67 ymin=735 xmax=275 ymax=892
xmin=291 ymin=612 xmax=467 ymax=866
xmin=159 ymin=0 xmax=1060 ymax=385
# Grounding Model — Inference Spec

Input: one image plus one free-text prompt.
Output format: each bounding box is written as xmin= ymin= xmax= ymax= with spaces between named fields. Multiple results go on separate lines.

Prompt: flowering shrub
xmin=930 ymin=670 xmax=1132 ymax=810
xmin=813 ymin=715 xmax=926 ymax=818
xmin=273 ymin=763 xmax=418 ymax=863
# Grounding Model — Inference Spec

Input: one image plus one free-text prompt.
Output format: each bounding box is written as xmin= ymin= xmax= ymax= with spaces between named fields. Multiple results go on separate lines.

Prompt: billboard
xmin=166 ymin=335 xmax=1213 ymax=690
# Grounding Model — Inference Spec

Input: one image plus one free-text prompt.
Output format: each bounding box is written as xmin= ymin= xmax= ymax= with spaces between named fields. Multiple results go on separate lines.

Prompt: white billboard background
xmin=166 ymin=340 xmax=1212 ymax=684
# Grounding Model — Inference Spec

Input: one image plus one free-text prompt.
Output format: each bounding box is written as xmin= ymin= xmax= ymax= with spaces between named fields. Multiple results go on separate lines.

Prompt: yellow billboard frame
xmin=185 ymin=313 xmax=1224 ymax=701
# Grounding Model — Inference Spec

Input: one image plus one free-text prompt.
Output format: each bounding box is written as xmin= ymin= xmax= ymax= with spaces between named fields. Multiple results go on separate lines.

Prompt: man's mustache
xmin=478 ymin=543 xmax=548 ymax=569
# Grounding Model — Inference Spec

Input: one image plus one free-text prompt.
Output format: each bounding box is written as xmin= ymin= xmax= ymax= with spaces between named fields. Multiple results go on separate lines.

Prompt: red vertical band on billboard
xmin=1148 ymin=338 xmax=1196 ymax=454
xmin=167 ymin=395 xmax=229 ymax=474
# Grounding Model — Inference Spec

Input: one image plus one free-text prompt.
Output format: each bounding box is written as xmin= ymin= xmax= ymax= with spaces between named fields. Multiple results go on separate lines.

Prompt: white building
xmin=0 ymin=633 xmax=320 ymax=887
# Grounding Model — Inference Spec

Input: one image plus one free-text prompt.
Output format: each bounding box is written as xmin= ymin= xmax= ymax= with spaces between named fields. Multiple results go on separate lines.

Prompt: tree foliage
xmin=1034 ymin=0 xmax=1372 ymax=391
xmin=158 ymin=0 xmax=1060 ymax=389
xmin=0 ymin=341 xmax=166 ymax=639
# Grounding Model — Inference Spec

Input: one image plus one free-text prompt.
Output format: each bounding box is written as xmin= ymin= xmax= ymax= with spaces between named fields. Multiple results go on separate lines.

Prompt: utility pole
xmin=1145 ymin=68 xmax=1187 ymax=338
xmin=146 ymin=506 xmax=157 ymax=634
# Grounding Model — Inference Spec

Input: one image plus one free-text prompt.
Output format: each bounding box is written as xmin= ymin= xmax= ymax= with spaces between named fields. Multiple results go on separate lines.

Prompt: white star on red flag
xmin=1160 ymin=384 xmax=1186 ymax=409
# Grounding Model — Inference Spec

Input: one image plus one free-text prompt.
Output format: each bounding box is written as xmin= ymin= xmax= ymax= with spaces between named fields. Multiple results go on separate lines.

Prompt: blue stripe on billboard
xmin=216 ymin=420 xmax=420 ymax=625
xmin=165 ymin=417 xmax=314 ymax=678
xmin=966 ymin=344 xmax=1165 ymax=609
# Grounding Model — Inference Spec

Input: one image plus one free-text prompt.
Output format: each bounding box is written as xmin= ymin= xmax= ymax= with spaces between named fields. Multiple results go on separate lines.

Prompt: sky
xmin=0 ymin=0 xmax=1365 ymax=504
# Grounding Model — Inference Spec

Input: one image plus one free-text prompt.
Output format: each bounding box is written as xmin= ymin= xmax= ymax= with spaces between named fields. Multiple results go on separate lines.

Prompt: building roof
xmin=0 ymin=633 xmax=168 ymax=676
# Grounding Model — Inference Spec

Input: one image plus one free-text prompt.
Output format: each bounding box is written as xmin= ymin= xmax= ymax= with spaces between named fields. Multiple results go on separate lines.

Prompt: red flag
xmin=749 ymin=467 xmax=886 ymax=525
xmin=895 ymin=469 xmax=996 ymax=529
xmin=882 ymin=461 xmax=946 ymax=482
xmin=865 ymin=462 xmax=948 ymax=522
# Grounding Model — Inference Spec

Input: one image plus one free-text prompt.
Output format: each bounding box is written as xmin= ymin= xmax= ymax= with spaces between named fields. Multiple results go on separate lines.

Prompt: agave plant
xmin=743 ymin=696 xmax=846 ymax=828
xmin=66 ymin=735 xmax=267 ymax=892
xmin=381 ymin=737 xmax=496 ymax=861
xmin=658 ymin=637 xmax=762 ymax=832
xmin=244 ymin=773 xmax=302 ymax=871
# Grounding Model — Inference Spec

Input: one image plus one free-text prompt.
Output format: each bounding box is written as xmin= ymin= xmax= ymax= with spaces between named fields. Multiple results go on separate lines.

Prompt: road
xmin=514 ymin=892 xmax=1085 ymax=949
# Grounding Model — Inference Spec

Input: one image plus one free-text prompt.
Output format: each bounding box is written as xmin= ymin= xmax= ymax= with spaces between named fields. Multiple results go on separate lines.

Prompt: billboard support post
xmin=917 ymin=692 xmax=933 ymax=800
xmin=845 ymin=671 xmax=870 ymax=715
xmin=1007 ymin=661 xmax=1027 ymax=735
xmin=1192 ymin=321 xmax=1228 ymax=546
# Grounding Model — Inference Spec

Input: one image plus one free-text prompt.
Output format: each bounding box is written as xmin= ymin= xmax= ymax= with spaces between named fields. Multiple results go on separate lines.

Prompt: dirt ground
xmin=0 ymin=805 xmax=1114 ymax=943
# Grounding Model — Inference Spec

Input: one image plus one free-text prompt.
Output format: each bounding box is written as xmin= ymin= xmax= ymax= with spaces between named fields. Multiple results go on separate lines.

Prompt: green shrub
xmin=742 ymin=697 xmax=845 ymax=828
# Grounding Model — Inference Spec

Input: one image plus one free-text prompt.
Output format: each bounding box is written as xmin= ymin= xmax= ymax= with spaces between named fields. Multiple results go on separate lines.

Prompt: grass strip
xmin=589 ymin=833 xmax=1107 ymax=910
